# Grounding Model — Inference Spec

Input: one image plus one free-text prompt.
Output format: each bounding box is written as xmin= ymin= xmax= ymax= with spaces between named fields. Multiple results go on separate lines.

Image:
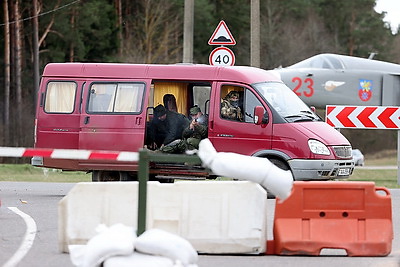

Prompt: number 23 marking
xmin=292 ymin=77 xmax=314 ymax=97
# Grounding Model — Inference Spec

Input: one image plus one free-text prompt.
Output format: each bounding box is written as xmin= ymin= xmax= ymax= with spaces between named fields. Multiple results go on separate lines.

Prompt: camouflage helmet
xmin=225 ymin=91 xmax=240 ymax=100
xmin=189 ymin=106 xmax=201 ymax=115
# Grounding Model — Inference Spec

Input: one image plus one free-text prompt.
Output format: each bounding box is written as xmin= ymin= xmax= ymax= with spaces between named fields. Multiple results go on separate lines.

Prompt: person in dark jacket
xmin=147 ymin=105 xmax=168 ymax=150
xmin=163 ymin=94 xmax=178 ymax=113
xmin=148 ymin=104 xmax=189 ymax=153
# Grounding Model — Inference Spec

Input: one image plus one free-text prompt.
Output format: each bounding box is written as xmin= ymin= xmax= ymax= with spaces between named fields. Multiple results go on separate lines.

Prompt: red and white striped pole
xmin=0 ymin=147 xmax=139 ymax=162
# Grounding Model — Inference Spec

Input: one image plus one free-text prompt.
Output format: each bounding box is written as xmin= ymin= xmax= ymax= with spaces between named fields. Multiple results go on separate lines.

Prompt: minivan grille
xmin=333 ymin=146 xmax=352 ymax=158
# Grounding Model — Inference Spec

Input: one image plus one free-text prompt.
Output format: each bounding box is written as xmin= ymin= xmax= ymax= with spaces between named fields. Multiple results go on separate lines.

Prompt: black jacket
xmin=163 ymin=110 xmax=190 ymax=145
xmin=148 ymin=110 xmax=190 ymax=147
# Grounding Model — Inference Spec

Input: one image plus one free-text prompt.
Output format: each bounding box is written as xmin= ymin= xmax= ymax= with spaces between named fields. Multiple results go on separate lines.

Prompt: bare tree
xmin=69 ymin=6 xmax=76 ymax=61
xmin=347 ymin=10 xmax=356 ymax=56
xmin=13 ymin=0 xmax=23 ymax=147
xmin=115 ymin=0 xmax=123 ymax=58
xmin=261 ymin=0 xmax=284 ymax=69
xmin=3 ymin=0 xmax=11 ymax=146
xmin=32 ymin=0 xmax=39 ymax=105
xmin=124 ymin=0 xmax=182 ymax=63
xmin=393 ymin=34 xmax=400 ymax=64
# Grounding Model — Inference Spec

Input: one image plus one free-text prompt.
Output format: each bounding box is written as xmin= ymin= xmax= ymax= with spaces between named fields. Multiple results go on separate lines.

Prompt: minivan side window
xmin=44 ymin=81 xmax=77 ymax=113
xmin=220 ymin=86 xmax=263 ymax=123
xmin=88 ymin=83 xmax=145 ymax=113
xmin=193 ymin=85 xmax=211 ymax=115
xmin=244 ymin=89 xmax=263 ymax=123
xmin=220 ymin=85 xmax=244 ymax=122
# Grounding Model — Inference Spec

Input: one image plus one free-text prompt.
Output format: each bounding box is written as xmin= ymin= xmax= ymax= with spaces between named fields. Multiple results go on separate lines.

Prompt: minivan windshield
xmin=253 ymin=82 xmax=321 ymax=122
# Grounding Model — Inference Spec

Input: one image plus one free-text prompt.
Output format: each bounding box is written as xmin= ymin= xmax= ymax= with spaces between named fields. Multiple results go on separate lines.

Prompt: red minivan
xmin=32 ymin=63 xmax=354 ymax=181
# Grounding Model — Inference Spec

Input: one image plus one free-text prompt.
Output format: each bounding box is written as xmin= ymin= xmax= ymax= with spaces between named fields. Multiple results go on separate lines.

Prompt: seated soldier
xmin=221 ymin=91 xmax=243 ymax=121
xmin=181 ymin=106 xmax=208 ymax=153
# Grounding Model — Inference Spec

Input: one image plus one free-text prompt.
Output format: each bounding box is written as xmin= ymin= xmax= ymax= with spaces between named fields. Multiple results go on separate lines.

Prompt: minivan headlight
xmin=308 ymin=139 xmax=330 ymax=155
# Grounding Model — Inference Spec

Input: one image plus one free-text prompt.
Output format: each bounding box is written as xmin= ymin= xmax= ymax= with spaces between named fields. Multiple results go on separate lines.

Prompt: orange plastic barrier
xmin=268 ymin=181 xmax=393 ymax=256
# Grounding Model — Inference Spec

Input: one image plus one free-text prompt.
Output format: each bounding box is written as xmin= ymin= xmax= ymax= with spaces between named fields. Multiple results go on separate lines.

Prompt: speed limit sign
xmin=209 ymin=47 xmax=235 ymax=66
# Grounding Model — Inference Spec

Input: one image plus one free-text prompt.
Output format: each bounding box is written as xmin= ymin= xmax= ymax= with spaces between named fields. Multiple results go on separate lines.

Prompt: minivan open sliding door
xmin=208 ymin=82 xmax=273 ymax=155
xmin=78 ymin=80 xmax=147 ymax=168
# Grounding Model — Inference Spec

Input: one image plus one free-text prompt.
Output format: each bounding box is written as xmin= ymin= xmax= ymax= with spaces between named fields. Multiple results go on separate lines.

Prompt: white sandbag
xmin=198 ymin=138 xmax=293 ymax=201
xmin=69 ymin=245 xmax=86 ymax=266
xmin=135 ymin=229 xmax=198 ymax=265
xmin=69 ymin=223 xmax=135 ymax=267
xmin=103 ymin=252 xmax=174 ymax=267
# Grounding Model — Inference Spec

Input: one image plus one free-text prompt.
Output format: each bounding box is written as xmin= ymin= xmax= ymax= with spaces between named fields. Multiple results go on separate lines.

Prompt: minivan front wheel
xmin=92 ymin=170 xmax=130 ymax=182
xmin=268 ymin=158 xmax=290 ymax=171
xmin=266 ymin=158 xmax=292 ymax=199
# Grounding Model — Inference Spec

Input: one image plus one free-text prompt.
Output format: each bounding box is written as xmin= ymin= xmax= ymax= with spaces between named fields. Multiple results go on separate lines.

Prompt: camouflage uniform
xmin=182 ymin=106 xmax=208 ymax=150
xmin=221 ymin=91 xmax=243 ymax=121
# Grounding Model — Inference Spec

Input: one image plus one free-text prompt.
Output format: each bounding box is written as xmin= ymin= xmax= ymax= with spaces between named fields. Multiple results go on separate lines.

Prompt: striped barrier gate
xmin=0 ymin=146 xmax=201 ymax=235
xmin=0 ymin=147 xmax=139 ymax=162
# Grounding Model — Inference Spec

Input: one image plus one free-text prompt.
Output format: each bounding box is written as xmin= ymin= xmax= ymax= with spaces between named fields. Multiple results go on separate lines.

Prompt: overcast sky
xmin=375 ymin=0 xmax=400 ymax=34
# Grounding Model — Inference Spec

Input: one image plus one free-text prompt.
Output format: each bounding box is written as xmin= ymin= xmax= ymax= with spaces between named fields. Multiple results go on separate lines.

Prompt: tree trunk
xmin=115 ymin=0 xmax=123 ymax=58
xmin=69 ymin=7 xmax=75 ymax=62
xmin=348 ymin=11 xmax=356 ymax=56
xmin=32 ymin=0 xmax=40 ymax=107
xmin=3 ymin=0 xmax=11 ymax=146
xmin=14 ymin=0 xmax=23 ymax=147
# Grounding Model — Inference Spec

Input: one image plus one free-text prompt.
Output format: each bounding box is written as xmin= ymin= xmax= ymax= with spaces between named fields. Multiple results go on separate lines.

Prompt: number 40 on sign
xmin=209 ymin=47 xmax=235 ymax=66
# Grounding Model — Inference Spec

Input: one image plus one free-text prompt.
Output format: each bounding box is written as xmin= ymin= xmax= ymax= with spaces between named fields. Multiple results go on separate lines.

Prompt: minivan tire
xmin=268 ymin=158 xmax=290 ymax=171
xmin=92 ymin=170 xmax=131 ymax=182
xmin=266 ymin=158 xmax=292 ymax=199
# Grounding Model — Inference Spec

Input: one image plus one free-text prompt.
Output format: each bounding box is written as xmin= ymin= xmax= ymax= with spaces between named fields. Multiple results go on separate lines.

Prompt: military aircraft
xmin=274 ymin=53 xmax=400 ymax=108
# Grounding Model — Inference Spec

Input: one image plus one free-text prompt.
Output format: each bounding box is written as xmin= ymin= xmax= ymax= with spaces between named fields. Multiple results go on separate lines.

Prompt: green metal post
xmin=137 ymin=149 xmax=149 ymax=235
xmin=137 ymin=149 xmax=203 ymax=236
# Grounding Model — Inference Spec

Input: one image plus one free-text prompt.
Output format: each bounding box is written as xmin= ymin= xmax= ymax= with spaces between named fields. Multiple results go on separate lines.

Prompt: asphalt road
xmin=0 ymin=181 xmax=399 ymax=267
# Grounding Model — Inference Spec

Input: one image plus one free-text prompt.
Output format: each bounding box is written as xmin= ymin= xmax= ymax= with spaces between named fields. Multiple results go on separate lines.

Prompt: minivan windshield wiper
xmin=284 ymin=114 xmax=315 ymax=122
xmin=300 ymin=110 xmax=322 ymax=121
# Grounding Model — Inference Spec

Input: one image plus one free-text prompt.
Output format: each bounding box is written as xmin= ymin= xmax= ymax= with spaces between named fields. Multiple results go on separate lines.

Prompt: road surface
xmin=0 ymin=181 xmax=399 ymax=267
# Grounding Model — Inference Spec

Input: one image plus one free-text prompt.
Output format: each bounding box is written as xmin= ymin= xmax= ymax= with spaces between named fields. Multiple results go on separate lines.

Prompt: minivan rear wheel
xmin=92 ymin=170 xmax=130 ymax=182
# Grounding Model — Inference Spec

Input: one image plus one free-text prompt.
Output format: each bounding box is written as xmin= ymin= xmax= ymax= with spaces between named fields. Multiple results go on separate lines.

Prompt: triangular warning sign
xmin=208 ymin=20 xmax=236 ymax=46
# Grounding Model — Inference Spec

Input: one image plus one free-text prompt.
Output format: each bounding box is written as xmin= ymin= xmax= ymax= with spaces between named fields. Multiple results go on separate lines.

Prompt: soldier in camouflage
xmin=221 ymin=91 xmax=243 ymax=121
xmin=182 ymin=106 xmax=208 ymax=152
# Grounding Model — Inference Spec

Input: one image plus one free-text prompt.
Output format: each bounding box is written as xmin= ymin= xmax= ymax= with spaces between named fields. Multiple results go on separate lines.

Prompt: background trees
xmin=0 ymin=0 xmax=399 ymax=152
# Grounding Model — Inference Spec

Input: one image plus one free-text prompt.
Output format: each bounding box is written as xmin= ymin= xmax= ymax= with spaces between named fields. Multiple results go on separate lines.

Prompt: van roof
xmin=42 ymin=63 xmax=281 ymax=84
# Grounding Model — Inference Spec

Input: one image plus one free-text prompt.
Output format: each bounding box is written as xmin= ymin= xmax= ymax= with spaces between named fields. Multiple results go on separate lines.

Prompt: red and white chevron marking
xmin=0 ymin=147 xmax=139 ymax=161
xmin=326 ymin=105 xmax=400 ymax=129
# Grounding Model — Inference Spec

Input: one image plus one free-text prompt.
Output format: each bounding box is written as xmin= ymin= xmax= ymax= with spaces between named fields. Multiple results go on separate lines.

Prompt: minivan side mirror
xmin=254 ymin=106 xmax=269 ymax=125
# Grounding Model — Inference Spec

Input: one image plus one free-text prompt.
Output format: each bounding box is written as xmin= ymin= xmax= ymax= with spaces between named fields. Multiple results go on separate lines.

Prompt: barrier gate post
xmin=137 ymin=149 xmax=150 ymax=236
xmin=137 ymin=149 xmax=203 ymax=235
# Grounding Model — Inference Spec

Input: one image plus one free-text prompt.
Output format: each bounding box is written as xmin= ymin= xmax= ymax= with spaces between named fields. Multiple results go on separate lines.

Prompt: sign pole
xmin=183 ymin=0 xmax=194 ymax=63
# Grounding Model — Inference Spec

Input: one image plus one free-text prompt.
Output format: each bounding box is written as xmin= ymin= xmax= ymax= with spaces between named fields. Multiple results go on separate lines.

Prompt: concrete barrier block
xmin=59 ymin=181 xmax=267 ymax=254
xmin=58 ymin=182 xmax=138 ymax=252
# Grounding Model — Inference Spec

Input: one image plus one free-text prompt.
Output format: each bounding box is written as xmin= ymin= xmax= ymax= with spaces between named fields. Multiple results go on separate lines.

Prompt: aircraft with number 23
xmin=274 ymin=53 xmax=400 ymax=108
